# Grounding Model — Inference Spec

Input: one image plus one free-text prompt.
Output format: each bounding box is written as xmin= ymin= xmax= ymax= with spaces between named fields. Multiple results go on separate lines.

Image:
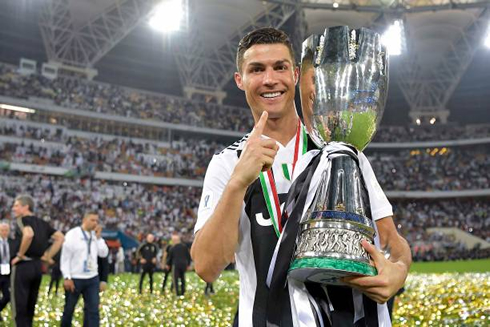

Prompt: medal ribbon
xmin=259 ymin=120 xmax=307 ymax=237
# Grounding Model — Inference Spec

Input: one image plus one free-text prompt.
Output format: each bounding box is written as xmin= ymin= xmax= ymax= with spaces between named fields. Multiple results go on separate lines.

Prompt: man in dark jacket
xmin=137 ymin=233 xmax=158 ymax=294
xmin=167 ymin=233 xmax=191 ymax=296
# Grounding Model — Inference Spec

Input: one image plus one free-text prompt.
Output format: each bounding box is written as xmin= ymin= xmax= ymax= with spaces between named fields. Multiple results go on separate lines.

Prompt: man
xmin=137 ymin=233 xmax=158 ymax=294
xmin=160 ymin=239 xmax=172 ymax=292
xmin=191 ymin=27 xmax=411 ymax=326
xmin=0 ymin=221 xmax=12 ymax=321
xmin=11 ymin=194 xmax=64 ymax=326
xmin=167 ymin=232 xmax=191 ymax=296
xmin=60 ymin=212 xmax=109 ymax=327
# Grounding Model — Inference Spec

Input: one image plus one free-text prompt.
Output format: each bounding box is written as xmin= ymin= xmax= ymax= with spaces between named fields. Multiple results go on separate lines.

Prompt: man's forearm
xmin=18 ymin=235 xmax=34 ymax=258
xmin=191 ymin=179 xmax=247 ymax=282
xmin=44 ymin=231 xmax=64 ymax=261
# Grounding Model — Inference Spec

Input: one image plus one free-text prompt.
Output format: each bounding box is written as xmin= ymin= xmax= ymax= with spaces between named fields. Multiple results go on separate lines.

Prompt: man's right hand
xmin=140 ymin=258 xmax=147 ymax=264
xmin=64 ymin=279 xmax=75 ymax=292
xmin=231 ymin=111 xmax=278 ymax=188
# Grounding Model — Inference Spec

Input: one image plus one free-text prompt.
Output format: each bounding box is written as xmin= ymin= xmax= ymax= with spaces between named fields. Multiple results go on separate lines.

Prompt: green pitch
xmin=1 ymin=264 xmax=489 ymax=326
xmin=410 ymin=258 xmax=490 ymax=273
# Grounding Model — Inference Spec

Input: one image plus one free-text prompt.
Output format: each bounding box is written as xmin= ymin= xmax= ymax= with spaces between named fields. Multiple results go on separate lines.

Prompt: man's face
xmin=83 ymin=214 xmax=99 ymax=231
xmin=0 ymin=225 xmax=9 ymax=239
xmin=12 ymin=200 xmax=29 ymax=218
xmin=147 ymin=234 xmax=154 ymax=243
xmin=234 ymin=43 xmax=299 ymax=123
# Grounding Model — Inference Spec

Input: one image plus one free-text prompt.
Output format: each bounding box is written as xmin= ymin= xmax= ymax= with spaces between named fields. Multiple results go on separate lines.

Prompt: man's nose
xmin=263 ymin=68 xmax=278 ymax=86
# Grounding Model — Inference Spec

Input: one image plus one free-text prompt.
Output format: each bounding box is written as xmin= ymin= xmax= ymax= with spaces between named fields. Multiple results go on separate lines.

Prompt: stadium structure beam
xmin=261 ymin=0 xmax=490 ymax=14
xmin=173 ymin=0 xmax=300 ymax=99
xmin=39 ymin=0 xmax=160 ymax=68
xmin=398 ymin=8 xmax=489 ymax=123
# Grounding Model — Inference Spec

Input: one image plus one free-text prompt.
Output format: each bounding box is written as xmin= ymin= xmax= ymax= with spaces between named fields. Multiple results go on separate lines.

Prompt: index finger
xmin=250 ymin=111 xmax=268 ymax=139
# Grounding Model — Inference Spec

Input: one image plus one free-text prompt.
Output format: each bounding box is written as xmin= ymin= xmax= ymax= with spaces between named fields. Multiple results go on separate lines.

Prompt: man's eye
xmin=250 ymin=67 xmax=263 ymax=73
xmin=276 ymin=65 xmax=287 ymax=71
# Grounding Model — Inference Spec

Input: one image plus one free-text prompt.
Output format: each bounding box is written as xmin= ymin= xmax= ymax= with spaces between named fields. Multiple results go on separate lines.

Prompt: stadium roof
xmin=0 ymin=0 xmax=489 ymax=126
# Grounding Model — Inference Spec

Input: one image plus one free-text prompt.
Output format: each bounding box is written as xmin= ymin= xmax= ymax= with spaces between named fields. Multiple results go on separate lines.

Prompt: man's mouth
xmin=261 ymin=91 xmax=284 ymax=99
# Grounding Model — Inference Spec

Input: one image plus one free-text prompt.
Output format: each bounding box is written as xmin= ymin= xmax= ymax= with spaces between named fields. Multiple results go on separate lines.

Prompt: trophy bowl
xmin=289 ymin=26 xmax=388 ymax=285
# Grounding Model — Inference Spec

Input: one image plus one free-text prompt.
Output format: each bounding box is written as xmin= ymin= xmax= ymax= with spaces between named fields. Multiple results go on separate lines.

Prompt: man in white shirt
xmin=0 ymin=221 xmax=11 ymax=322
xmin=60 ymin=212 xmax=109 ymax=327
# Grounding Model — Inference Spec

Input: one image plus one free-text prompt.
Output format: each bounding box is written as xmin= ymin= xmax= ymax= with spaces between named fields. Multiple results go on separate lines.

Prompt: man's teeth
xmin=262 ymin=92 xmax=282 ymax=98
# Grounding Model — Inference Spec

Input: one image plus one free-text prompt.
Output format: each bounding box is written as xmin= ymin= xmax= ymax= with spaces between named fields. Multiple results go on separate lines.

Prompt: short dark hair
xmin=236 ymin=27 xmax=295 ymax=72
xmin=14 ymin=194 xmax=35 ymax=212
xmin=83 ymin=211 xmax=99 ymax=219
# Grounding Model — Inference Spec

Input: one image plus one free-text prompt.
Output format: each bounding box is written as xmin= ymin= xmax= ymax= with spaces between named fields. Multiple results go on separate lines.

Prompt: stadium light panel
xmin=149 ymin=0 xmax=185 ymax=33
xmin=485 ymin=23 xmax=490 ymax=48
xmin=382 ymin=20 xmax=403 ymax=56
xmin=0 ymin=103 xmax=35 ymax=113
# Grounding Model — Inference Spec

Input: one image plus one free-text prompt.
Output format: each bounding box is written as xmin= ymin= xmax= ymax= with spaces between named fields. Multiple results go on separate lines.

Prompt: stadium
xmin=0 ymin=0 xmax=489 ymax=326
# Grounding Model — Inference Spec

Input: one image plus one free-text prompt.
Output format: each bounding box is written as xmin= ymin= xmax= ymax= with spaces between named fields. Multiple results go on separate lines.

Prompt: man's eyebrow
xmin=274 ymin=59 xmax=292 ymax=65
xmin=247 ymin=59 xmax=292 ymax=67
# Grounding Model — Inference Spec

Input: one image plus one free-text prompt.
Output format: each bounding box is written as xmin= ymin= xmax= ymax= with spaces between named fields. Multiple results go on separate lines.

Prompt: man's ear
xmin=234 ymin=72 xmax=244 ymax=91
xmin=294 ymin=66 xmax=300 ymax=85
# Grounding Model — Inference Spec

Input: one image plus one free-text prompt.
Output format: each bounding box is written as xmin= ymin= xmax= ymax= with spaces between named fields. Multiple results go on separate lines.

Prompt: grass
xmin=1 ymin=260 xmax=488 ymax=326
xmin=410 ymin=258 xmax=490 ymax=273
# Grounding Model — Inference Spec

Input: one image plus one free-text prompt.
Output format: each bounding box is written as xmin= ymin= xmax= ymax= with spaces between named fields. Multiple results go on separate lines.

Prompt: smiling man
xmin=191 ymin=27 xmax=317 ymax=326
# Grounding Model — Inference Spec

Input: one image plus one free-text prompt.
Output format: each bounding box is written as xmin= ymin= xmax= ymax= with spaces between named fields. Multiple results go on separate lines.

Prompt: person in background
xmin=0 ymin=221 xmax=13 ymax=321
xmin=160 ymin=239 xmax=172 ymax=292
xmin=167 ymin=232 xmax=191 ymax=296
xmin=60 ymin=212 xmax=109 ymax=327
xmin=137 ymin=233 xmax=158 ymax=294
xmin=11 ymin=194 xmax=64 ymax=327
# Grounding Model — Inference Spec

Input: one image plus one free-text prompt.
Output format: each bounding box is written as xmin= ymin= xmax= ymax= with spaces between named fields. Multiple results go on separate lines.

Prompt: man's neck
xmin=81 ymin=225 xmax=91 ymax=232
xmin=263 ymin=114 xmax=299 ymax=146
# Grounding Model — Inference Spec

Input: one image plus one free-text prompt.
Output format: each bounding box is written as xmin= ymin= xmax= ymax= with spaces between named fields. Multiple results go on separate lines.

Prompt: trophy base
xmin=289 ymin=257 xmax=377 ymax=285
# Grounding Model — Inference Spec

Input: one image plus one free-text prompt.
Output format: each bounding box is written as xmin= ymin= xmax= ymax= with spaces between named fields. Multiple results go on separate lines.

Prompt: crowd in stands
xmin=0 ymin=173 xmax=199 ymax=242
xmin=0 ymin=63 xmax=254 ymax=132
xmin=369 ymin=147 xmax=489 ymax=191
xmin=393 ymin=199 xmax=490 ymax=261
xmin=0 ymin=123 xmax=223 ymax=179
xmin=1 ymin=121 xmax=489 ymax=189
xmin=2 ymin=63 xmax=490 ymax=142
xmin=372 ymin=125 xmax=490 ymax=142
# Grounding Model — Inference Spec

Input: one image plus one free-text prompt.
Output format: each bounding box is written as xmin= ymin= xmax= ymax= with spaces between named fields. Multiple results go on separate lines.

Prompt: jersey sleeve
xmin=194 ymin=153 xmax=233 ymax=233
xmin=358 ymin=152 xmax=393 ymax=220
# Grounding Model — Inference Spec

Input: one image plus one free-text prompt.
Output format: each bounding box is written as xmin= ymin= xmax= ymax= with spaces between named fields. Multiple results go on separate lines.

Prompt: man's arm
xmin=191 ymin=112 xmax=278 ymax=282
xmin=95 ymin=227 xmax=109 ymax=258
xmin=42 ymin=231 xmax=65 ymax=263
xmin=60 ymin=233 xmax=76 ymax=292
xmin=11 ymin=226 xmax=34 ymax=265
xmin=343 ymin=216 xmax=412 ymax=304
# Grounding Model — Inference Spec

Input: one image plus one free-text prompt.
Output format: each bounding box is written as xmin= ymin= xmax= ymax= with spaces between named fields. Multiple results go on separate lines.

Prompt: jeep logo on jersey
xmin=255 ymin=202 xmax=285 ymax=227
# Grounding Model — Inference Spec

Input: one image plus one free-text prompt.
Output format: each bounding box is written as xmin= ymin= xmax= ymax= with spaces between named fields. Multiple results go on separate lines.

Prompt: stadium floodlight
xmin=0 ymin=103 xmax=35 ymax=113
xmin=485 ymin=23 xmax=490 ymax=48
xmin=149 ymin=0 xmax=185 ymax=33
xmin=333 ymin=2 xmax=339 ymax=8
xmin=430 ymin=117 xmax=436 ymax=125
xmin=382 ymin=20 xmax=403 ymax=56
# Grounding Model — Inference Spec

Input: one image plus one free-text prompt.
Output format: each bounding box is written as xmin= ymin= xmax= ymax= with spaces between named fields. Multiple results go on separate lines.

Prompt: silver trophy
xmin=289 ymin=26 xmax=388 ymax=284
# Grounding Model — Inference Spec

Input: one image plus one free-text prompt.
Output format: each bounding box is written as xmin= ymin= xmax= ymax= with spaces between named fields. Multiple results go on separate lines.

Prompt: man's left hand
xmin=151 ymin=258 xmax=156 ymax=264
xmin=342 ymin=240 xmax=408 ymax=304
xmin=11 ymin=257 xmax=20 ymax=266
xmin=95 ymin=226 xmax=102 ymax=239
xmin=100 ymin=282 xmax=107 ymax=292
